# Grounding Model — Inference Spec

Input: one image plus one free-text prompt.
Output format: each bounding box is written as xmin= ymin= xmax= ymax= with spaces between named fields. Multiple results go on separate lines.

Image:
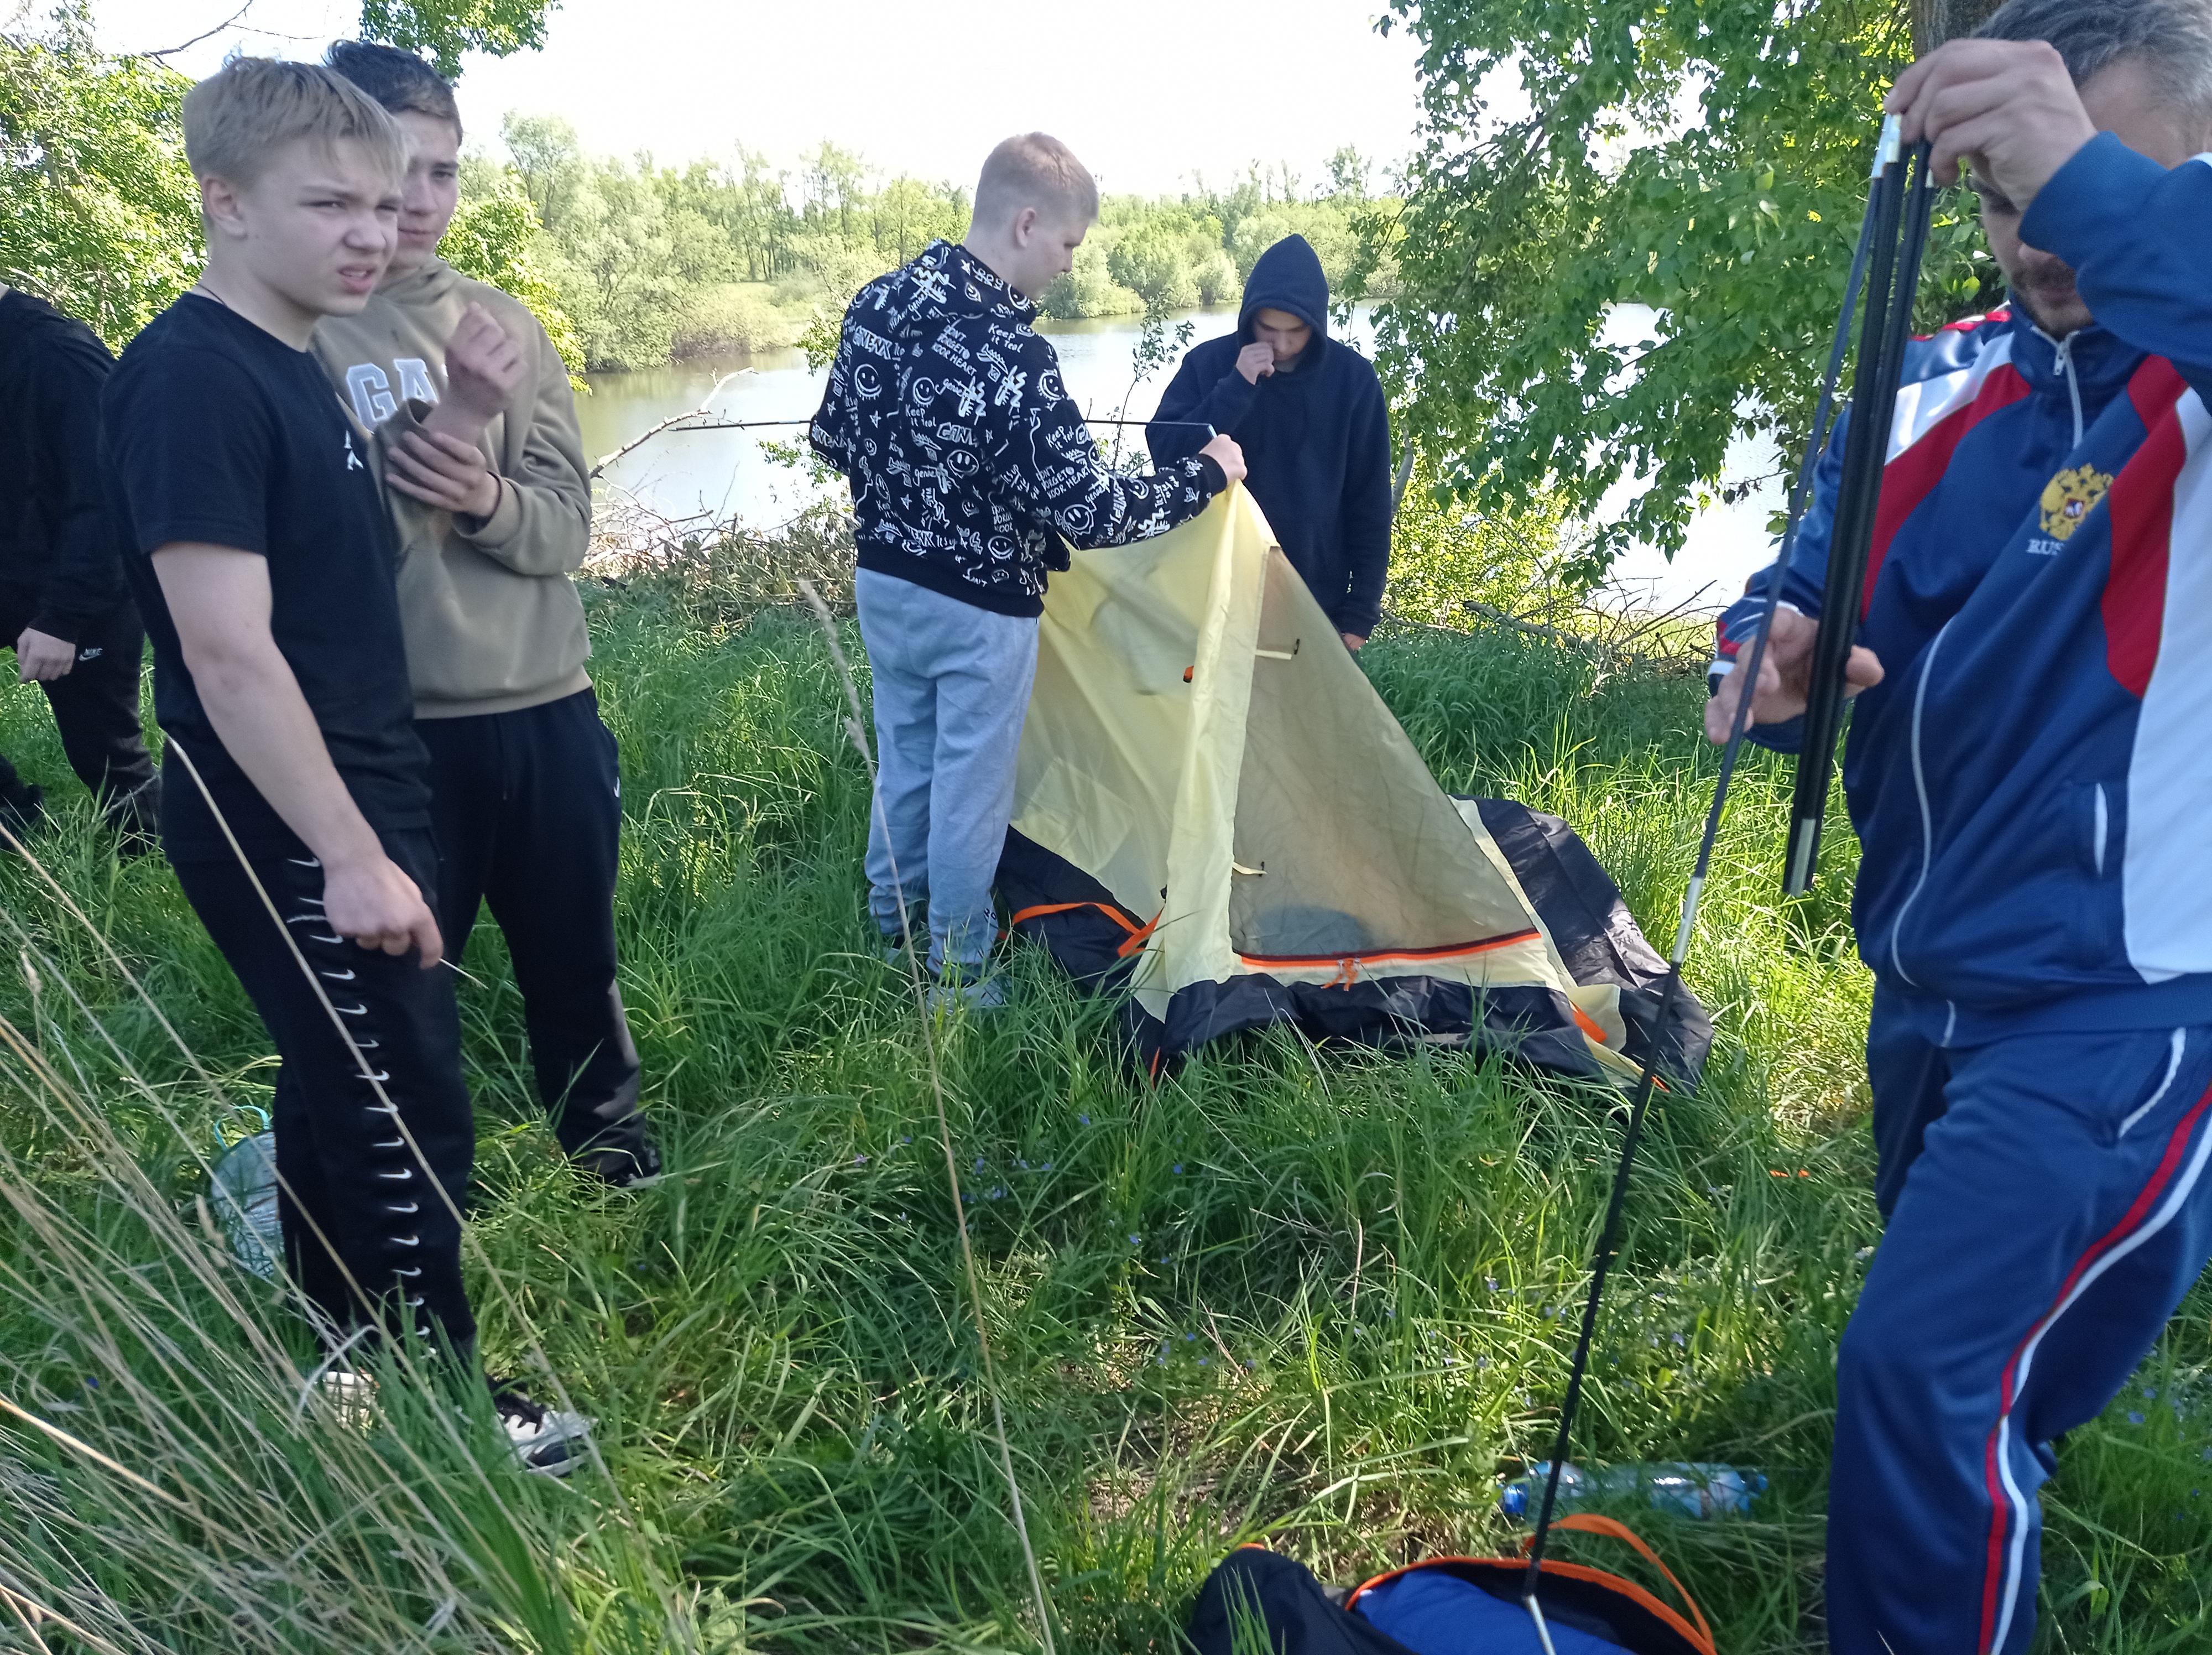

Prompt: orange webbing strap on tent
xmin=1235 ymin=928 xmax=1542 ymax=986
xmin=1009 ymin=901 xmax=1161 ymax=960
xmin=1520 ymin=1514 xmax=1716 ymax=1654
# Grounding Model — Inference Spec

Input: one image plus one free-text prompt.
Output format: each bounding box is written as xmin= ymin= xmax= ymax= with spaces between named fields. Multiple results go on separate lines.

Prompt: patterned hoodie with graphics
xmin=1711 ymin=137 xmax=2212 ymax=1043
xmin=810 ymin=240 xmax=1227 ymax=616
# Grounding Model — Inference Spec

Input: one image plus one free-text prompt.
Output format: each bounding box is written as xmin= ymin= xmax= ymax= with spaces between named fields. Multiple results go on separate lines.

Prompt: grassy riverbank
xmin=1 ymin=577 xmax=2208 ymax=1653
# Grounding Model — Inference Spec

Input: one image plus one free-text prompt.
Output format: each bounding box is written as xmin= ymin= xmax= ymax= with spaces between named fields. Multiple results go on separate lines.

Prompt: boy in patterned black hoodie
xmin=812 ymin=132 xmax=1245 ymax=1005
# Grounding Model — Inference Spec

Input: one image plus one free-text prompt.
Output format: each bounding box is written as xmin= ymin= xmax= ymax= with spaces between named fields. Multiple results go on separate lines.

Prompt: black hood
xmin=1238 ymin=234 xmax=1331 ymax=349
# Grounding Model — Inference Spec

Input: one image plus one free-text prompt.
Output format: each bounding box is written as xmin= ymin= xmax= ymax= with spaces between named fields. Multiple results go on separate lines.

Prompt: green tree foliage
xmin=488 ymin=128 xmax=1386 ymax=369
xmin=1386 ymin=445 xmax=1574 ymax=628
xmin=357 ymin=0 xmax=558 ymax=79
xmin=0 ymin=6 xmax=199 ymax=346
xmin=440 ymin=157 xmax=585 ymax=379
xmin=1376 ymin=0 xmax=1999 ymax=580
xmin=1041 ymin=166 xmax=1399 ymax=322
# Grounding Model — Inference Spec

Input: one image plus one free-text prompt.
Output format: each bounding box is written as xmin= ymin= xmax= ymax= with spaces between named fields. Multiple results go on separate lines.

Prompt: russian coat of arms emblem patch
xmin=2039 ymin=464 xmax=2114 ymax=540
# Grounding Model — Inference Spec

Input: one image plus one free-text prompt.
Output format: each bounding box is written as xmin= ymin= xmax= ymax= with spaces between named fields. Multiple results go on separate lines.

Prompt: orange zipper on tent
xmin=1236 ymin=927 xmax=1541 ymax=979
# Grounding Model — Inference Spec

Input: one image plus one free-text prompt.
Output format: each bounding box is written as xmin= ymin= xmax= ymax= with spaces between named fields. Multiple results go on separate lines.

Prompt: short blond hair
xmin=973 ymin=133 xmax=1098 ymax=230
xmin=182 ymin=58 xmax=408 ymax=188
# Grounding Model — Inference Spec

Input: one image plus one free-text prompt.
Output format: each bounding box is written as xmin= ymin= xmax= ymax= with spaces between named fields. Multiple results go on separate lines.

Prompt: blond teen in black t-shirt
xmin=101 ymin=59 xmax=584 ymax=1472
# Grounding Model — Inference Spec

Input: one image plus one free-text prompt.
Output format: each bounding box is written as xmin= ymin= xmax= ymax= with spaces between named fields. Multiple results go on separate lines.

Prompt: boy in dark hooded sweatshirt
xmin=811 ymin=133 xmax=1245 ymax=1006
xmin=1147 ymin=235 xmax=1394 ymax=648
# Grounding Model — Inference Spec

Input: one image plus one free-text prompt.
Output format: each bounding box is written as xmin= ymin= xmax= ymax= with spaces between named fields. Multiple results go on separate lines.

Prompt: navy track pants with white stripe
xmin=1828 ymin=993 xmax=2212 ymax=1654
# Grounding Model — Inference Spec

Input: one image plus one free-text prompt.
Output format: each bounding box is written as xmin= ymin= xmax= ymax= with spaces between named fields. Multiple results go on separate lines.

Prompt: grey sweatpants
xmin=854 ymin=569 xmax=1040 ymax=974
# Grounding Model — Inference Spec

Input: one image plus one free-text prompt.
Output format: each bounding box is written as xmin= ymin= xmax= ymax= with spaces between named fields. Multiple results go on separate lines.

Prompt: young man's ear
xmin=200 ymin=174 xmax=249 ymax=243
xmin=1009 ymin=204 xmax=1039 ymax=247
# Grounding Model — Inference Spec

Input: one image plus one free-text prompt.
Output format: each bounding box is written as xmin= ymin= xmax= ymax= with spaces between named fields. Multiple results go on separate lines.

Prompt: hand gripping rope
xmin=1517 ymin=117 xmax=1934 ymax=1652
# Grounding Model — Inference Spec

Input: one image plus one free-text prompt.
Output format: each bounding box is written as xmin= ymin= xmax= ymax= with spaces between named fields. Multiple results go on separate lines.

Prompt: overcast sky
xmin=86 ymin=0 xmax=1433 ymax=195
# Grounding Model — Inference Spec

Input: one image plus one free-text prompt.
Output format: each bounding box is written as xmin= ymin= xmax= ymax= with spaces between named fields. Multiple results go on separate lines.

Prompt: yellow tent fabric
xmin=1009 ymin=487 xmax=1642 ymax=1079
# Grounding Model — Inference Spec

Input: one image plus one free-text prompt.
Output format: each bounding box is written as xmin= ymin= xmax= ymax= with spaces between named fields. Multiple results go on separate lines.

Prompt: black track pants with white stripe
xmin=1828 ymin=1001 xmax=2212 ymax=1654
xmin=176 ymin=830 xmax=477 ymax=1355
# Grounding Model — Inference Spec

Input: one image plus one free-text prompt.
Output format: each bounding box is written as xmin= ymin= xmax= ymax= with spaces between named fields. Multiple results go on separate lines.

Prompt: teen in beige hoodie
xmin=315 ymin=40 xmax=657 ymax=1186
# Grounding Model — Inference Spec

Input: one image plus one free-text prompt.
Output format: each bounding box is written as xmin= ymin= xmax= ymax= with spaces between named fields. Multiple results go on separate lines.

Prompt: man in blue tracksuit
xmin=1147 ymin=235 xmax=1394 ymax=648
xmin=1707 ymin=4 xmax=2212 ymax=1648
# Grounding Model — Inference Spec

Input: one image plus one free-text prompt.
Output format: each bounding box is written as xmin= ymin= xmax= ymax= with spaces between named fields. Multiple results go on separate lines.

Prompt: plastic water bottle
xmin=210 ymin=1130 xmax=281 ymax=1278
xmin=1499 ymin=1461 xmax=1766 ymax=1521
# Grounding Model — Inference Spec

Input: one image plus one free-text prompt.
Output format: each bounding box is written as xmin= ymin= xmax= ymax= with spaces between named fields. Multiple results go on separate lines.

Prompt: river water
xmin=577 ymin=304 xmax=1335 ymax=530
xmin=577 ymin=303 xmax=1771 ymax=608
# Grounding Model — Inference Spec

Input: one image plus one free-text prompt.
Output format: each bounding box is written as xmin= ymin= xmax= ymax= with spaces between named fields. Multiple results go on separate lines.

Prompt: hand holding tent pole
xmin=1515 ymin=116 xmax=1903 ymax=1652
xmin=1784 ymin=126 xmax=1938 ymax=896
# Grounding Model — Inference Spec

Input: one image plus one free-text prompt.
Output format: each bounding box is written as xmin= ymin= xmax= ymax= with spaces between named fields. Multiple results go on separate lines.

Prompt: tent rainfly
xmin=995 ymin=488 xmax=1712 ymax=1084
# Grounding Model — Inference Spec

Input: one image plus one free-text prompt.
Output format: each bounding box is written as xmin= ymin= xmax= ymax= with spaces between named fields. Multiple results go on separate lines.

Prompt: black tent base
xmin=996 ymin=802 xmax=1712 ymax=1087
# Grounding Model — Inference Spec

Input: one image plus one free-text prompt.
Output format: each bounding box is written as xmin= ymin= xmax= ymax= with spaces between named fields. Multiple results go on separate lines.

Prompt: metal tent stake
xmin=1519 ymin=116 xmax=1927 ymax=1648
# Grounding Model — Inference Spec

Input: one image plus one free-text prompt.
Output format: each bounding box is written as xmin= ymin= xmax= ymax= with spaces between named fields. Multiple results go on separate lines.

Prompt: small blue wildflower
xmin=1198 ymin=1357 xmax=1209 ymax=1366
xmin=1477 ymin=1356 xmax=1490 ymax=1371
xmin=1129 ymin=1233 xmax=1141 ymax=1245
xmin=990 ymin=1188 xmax=1004 ymax=1200
xmin=1042 ymin=1161 xmax=1053 ymax=1171
xmin=974 ymin=1157 xmax=985 ymax=1172
xmin=2145 ymin=1387 xmax=2159 ymax=1400
xmin=1672 ymin=1333 xmax=1686 ymax=1347
xmin=901 ymin=1134 xmax=911 ymax=1144
xmin=2130 ymin=1411 xmax=2147 ymax=1425
xmin=1172 ymin=1163 xmax=1183 ymax=1174
xmin=1186 ymin=1333 xmax=1196 ymax=1341
xmin=1486 ymin=1277 xmax=1499 ymax=1291
xmin=1244 ymin=1360 xmax=1255 ymax=1370
xmin=854 ymin=1154 xmax=869 ymax=1165
xmin=1079 ymin=1114 xmax=1091 ymax=1126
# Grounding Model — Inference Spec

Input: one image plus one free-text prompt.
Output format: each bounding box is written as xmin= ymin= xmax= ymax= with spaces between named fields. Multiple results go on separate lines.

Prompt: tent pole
xmin=1785 ymin=138 xmax=1937 ymax=893
xmin=1519 ymin=116 xmax=1905 ymax=1625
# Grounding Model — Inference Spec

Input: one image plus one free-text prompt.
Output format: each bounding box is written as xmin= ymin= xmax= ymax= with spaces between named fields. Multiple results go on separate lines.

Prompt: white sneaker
xmin=491 ymin=1383 xmax=593 ymax=1476
xmin=926 ymin=975 xmax=1006 ymax=1014
xmin=311 ymin=1367 xmax=378 ymax=1432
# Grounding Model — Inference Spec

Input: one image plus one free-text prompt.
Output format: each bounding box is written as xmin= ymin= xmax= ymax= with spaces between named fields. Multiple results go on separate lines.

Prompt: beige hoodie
xmin=314 ymin=259 xmax=592 ymax=719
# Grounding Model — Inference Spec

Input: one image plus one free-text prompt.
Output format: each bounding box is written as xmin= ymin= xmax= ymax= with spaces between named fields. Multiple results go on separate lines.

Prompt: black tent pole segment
xmin=1516 ymin=117 xmax=1906 ymax=1654
xmin=1784 ymin=128 xmax=1938 ymax=896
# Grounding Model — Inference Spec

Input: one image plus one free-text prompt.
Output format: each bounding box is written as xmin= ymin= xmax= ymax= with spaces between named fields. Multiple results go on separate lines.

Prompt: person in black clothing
xmin=103 ymin=58 xmax=583 ymax=1470
xmin=1147 ymin=234 xmax=1395 ymax=648
xmin=0 ymin=286 xmax=158 ymax=836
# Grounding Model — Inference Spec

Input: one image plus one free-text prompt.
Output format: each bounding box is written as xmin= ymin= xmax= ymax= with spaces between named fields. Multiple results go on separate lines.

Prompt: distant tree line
xmin=1 ymin=3 xmax=1402 ymax=381
xmin=481 ymin=119 xmax=1403 ymax=371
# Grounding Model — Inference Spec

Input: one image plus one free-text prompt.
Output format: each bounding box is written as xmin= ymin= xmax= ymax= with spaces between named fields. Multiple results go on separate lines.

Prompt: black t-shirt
xmin=102 ymin=294 xmax=429 ymax=861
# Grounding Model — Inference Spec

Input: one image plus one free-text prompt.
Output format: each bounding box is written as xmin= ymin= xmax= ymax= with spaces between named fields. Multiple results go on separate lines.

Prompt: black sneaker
xmin=489 ymin=1381 xmax=592 ymax=1476
xmin=0 ymin=782 xmax=44 ymax=847
xmin=103 ymin=774 xmax=160 ymax=855
xmin=575 ymin=1132 xmax=663 ymax=1189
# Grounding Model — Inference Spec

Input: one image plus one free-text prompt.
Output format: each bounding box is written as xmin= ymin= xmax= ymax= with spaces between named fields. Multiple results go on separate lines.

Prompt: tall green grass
xmin=1 ymin=592 xmax=2206 ymax=1652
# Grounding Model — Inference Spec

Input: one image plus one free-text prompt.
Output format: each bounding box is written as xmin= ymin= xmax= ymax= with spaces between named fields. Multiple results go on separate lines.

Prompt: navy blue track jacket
xmin=1715 ymin=136 xmax=2212 ymax=1042
xmin=1146 ymin=235 xmax=1394 ymax=637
